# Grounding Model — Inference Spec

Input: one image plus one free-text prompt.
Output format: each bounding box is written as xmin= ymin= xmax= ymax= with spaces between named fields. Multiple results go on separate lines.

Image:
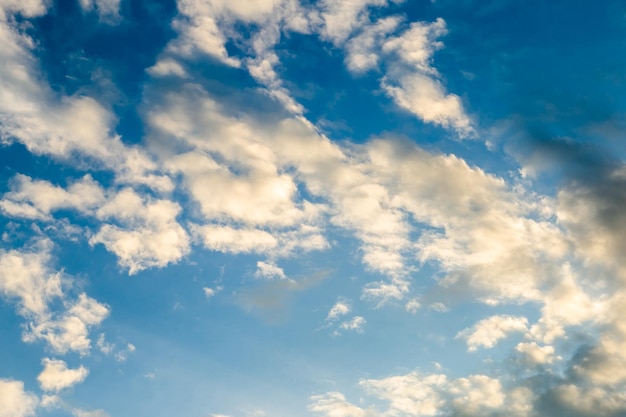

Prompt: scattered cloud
xmin=339 ymin=316 xmax=366 ymax=333
xmin=0 ymin=379 xmax=38 ymax=417
xmin=457 ymin=315 xmax=529 ymax=351
xmin=255 ymin=261 xmax=287 ymax=280
xmin=326 ymin=299 xmax=351 ymax=321
xmin=0 ymin=239 xmax=109 ymax=354
xmin=37 ymin=358 xmax=89 ymax=392
xmin=90 ymin=188 xmax=190 ymax=274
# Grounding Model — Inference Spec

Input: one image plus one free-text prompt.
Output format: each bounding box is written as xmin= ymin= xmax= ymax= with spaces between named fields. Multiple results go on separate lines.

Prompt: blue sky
xmin=2 ymin=1 xmax=626 ymax=416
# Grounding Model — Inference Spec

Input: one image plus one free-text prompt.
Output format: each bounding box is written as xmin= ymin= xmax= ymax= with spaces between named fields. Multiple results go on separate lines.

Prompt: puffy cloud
xmin=360 ymin=372 xmax=447 ymax=416
xmin=381 ymin=73 xmax=473 ymax=136
xmin=0 ymin=175 xmax=105 ymax=220
xmin=0 ymin=0 xmax=46 ymax=18
xmin=345 ymin=16 xmax=400 ymax=73
xmin=317 ymin=0 xmax=387 ymax=45
xmin=0 ymin=239 xmax=62 ymax=318
xmin=309 ymin=392 xmax=368 ymax=417
xmin=0 ymin=239 xmax=109 ymax=354
xmin=255 ymin=261 xmax=287 ymax=280
xmin=167 ymin=0 xmax=305 ymax=70
xmin=311 ymin=371 xmax=532 ymax=417
xmin=326 ymin=299 xmax=351 ymax=321
xmin=448 ymin=375 xmax=505 ymax=415
xmin=25 ymin=293 xmax=110 ymax=355
xmin=144 ymin=79 xmax=568 ymax=307
xmin=340 ymin=16 xmax=474 ymax=136
xmin=90 ymin=188 xmax=190 ymax=274
xmin=457 ymin=315 xmax=529 ymax=351
xmin=146 ymin=58 xmax=188 ymax=78
xmin=552 ymin=385 xmax=626 ymax=417
xmin=37 ymin=359 xmax=89 ymax=392
xmin=515 ymin=342 xmax=559 ymax=365
xmin=191 ymin=225 xmax=279 ymax=255
xmin=0 ymin=379 xmax=38 ymax=417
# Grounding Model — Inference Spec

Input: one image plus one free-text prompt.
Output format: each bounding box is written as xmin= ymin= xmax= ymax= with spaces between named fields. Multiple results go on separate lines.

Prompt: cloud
xmin=326 ymin=299 xmax=351 ymax=321
xmin=381 ymin=73 xmax=473 ymax=136
xmin=341 ymin=16 xmax=474 ymax=136
xmin=0 ymin=239 xmax=109 ymax=354
xmin=457 ymin=315 xmax=529 ymax=351
xmin=0 ymin=175 xmax=189 ymax=275
xmin=78 ymin=0 xmax=121 ymax=22
xmin=317 ymin=0 xmax=387 ymax=45
xmin=405 ymin=298 xmax=421 ymax=313
xmin=345 ymin=16 xmax=401 ymax=73
xmin=0 ymin=379 xmax=38 ymax=417
xmin=37 ymin=359 xmax=89 ymax=392
xmin=310 ymin=371 xmax=531 ymax=417
xmin=203 ymin=287 xmax=220 ymax=298
xmin=0 ymin=5 xmax=172 ymax=192
xmin=339 ymin=316 xmax=366 ymax=333
xmin=309 ymin=392 xmax=368 ymax=417
xmin=255 ymin=261 xmax=287 ymax=280
xmin=0 ymin=0 xmax=46 ymax=18
xmin=0 ymin=175 xmax=105 ymax=221
xmin=143 ymin=77 xmax=566 ymax=307
xmin=90 ymin=188 xmax=190 ymax=274
xmin=515 ymin=342 xmax=559 ymax=365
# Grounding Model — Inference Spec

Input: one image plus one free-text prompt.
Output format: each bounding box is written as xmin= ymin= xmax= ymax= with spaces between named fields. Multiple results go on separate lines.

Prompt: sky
xmin=1 ymin=0 xmax=626 ymax=416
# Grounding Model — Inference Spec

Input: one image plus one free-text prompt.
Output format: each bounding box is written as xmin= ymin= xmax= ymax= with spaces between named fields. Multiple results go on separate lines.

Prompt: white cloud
xmin=0 ymin=379 xmax=38 ymax=417
xmin=345 ymin=16 xmax=400 ymax=73
xmin=167 ymin=0 xmax=297 ymax=68
xmin=0 ymin=239 xmax=62 ymax=318
xmin=90 ymin=188 xmax=190 ymax=274
xmin=37 ymin=358 xmax=89 ymax=392
xmin=0 ymin=8 xmax=172 ymax=192
xmin=339 ymin=316 xmax=366 ymax=333
xmin=0 ymin=175 xmax=105 ymax=220
xmin=144 ymin=81 xmax=549 ymax=305
xmin=405 ymin=298 xmax=421 ymax=313
xmin=318 ymin=0 xmax=387 ymax=45
xmin=378 ymin=18 xmax=474 ymax=136
xmin=381 ymin=18 xmax=447 ymax=72
xmin=515 ymin=342 xmax=559 ymax=365
xmin=326 ymin=299 xmax=351 ymax=321
xmin=0 ymin=240 xmax=109 ymax=354
xmin=255 ymin=261 xmax=287 ymax=280
xmin=381 ymin=73 xmax=473 ymax=136
xmin=96 ymin=333 xmax=114 ymax=355
xmin=25 ymin=293 xmax=110 ymax=355
xmin=191 ymin=225 xmax=278 ymax=255
xmin=312 ymin=371 xmax=534 ymax=417
xmin=146 ymin=58 xmax=188 ymax=78
xmin=0 ymin=0 xmax=46 ymax=18
xmin=340 ymin=16 xmax=474 ymax=136
xmin=457 ymin=315 xmax=529 ymax=351
xmin=309 ymin=392 xmax=368 ymax=417
xmin=448 ymin=375 xmax=505 ymax=415
xmin=203 ymin=287 xmax=221 ymax=298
